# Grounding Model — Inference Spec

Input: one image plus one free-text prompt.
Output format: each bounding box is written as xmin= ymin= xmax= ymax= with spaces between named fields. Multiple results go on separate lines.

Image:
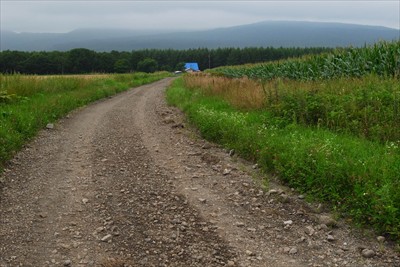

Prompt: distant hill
xmin=1 ymin=21 xmax=399 ymax=52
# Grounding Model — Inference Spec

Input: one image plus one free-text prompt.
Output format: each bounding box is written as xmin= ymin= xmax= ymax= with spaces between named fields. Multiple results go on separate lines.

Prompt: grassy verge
xmin=184 ymin=74 xmax=400 ymax=144
xmin=167 ymin=78 xmax=400 ymax=241
xmin=0 ymin=72 xmax=169 ymax=169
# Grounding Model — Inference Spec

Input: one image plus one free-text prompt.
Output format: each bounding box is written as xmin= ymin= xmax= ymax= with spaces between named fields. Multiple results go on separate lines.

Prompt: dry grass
xmin=183 ymin=73 xmax=317 ymax=110
xmin=21 ymin=73 xmax=112 ymax=80
xmin=184 ymin=73 xmax=266 ymax=110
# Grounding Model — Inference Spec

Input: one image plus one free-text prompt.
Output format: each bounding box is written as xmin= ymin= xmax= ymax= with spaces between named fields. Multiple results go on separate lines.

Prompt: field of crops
xmin=211 ymin=41 xmax=400 ymax=80
xmin=168 ymin=41 xmax=400 ymax=241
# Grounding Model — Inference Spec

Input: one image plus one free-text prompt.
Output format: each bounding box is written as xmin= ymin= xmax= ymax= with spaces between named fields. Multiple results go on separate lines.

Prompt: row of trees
xmin=0 ymin=47 xmax=332 ymax=75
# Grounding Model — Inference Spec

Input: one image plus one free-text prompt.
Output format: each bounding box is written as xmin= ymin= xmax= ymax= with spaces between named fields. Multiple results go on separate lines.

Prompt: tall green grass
xmin=167 ymin=78 xmax=400 ymax=241
xmin=0 ymin=72 xmax=169 ymax=169
xmin=264 ymin=76 xmax=400 ymax=144
xmin=184 ymin=74 xmax=400 ymax=144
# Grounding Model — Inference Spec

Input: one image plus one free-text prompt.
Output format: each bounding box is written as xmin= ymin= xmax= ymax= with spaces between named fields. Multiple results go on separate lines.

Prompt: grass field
xmin=0 ymin=72 xmax=169 ymax=170
xmin=166 ymin=42 xmax=400 ymax=241
xmin=184 ymin=74 xmax=400 ymax=144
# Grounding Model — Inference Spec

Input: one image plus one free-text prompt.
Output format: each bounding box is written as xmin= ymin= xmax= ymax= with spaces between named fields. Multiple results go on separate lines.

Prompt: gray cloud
xmin=1 ymin=0 xmax=399 ymax=33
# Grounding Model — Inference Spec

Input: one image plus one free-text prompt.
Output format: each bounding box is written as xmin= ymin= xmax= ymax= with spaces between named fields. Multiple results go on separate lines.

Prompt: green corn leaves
xmin=211 ymin=41 xmax=400 ymax=81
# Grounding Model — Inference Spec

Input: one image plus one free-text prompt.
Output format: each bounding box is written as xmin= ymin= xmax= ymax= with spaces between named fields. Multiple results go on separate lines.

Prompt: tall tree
xmin=113 ymin=59 xmax=131 ymax=73
xmin=67 ymin=48 xmax=97 ymax=74
xmin=137 ymin=58 xmax=158 ymax=73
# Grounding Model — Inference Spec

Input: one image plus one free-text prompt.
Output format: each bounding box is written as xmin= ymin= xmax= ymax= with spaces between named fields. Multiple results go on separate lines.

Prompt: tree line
xmin=0 ymin=47 xmax=332 ymax=75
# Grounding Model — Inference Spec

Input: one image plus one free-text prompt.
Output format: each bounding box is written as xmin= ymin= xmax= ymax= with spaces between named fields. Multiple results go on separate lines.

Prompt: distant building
xmin=184 ymin=62 xmax=200 ymax=72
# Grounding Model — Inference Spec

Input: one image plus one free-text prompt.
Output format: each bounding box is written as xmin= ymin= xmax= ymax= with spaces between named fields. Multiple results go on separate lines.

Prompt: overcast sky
xmin=1 ymin=1 xmax=399 ymax=33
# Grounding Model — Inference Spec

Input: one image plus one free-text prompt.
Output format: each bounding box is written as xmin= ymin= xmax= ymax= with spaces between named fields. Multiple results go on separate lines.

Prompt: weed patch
xmin=184 ymin=74 xmax=400 ymax=144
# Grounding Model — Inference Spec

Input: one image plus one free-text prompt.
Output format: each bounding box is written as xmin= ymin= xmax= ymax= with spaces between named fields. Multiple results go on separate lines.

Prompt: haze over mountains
xmin=1 ymin=21 xmax=399 ymax=52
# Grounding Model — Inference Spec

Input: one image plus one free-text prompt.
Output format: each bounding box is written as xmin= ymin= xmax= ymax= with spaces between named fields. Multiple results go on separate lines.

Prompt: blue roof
xmin=184 ymin=62 xmax=199 ymax=71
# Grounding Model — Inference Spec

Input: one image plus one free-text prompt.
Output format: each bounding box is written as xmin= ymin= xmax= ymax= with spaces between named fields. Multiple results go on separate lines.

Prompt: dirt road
xmin=0 ymin=78 xmax=399 ymax=267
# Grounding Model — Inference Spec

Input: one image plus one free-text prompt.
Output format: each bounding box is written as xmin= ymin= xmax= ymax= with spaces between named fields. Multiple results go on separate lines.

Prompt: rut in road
xmin=1 ymin=78 xmax=399 ymax=267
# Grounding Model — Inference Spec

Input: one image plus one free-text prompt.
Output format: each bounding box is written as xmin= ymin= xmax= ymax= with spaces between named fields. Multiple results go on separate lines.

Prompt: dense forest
xmin=0 ymin=47 xmax=332 ymax=75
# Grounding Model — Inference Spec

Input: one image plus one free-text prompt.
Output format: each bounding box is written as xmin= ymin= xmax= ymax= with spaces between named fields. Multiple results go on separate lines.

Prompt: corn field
xmin=210 ymin=41 xmax=400 ymax=81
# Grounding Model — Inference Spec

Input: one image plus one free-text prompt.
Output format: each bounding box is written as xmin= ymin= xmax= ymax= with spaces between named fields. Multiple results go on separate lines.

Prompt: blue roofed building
xmin=184 ymin=62 xmax=200 ymax=72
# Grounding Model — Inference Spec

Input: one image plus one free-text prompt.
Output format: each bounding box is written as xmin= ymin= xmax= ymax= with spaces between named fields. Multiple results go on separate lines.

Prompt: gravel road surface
xmin=1 ymin=78 xmax=399 ymax=267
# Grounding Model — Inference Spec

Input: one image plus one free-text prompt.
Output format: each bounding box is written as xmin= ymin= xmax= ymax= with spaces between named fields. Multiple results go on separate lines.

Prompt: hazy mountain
xmin=0 ymin=28 xmax=175 ymax=51
xmin=1 ymin=21 xmax=399 ymax=52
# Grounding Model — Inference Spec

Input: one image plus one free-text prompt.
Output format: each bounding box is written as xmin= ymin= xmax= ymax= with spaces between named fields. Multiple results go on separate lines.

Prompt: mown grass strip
xmin=167 ymin=78 xmax=400 ymax=241
xmin=0 ymin=72 xmax=169 ymax=169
